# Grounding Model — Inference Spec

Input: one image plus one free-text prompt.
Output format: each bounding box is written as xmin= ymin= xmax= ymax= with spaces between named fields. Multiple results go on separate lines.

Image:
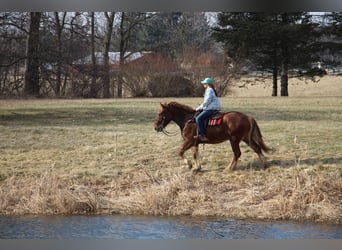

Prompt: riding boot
xmin=194 ymin=134 xmax=209 ymax=142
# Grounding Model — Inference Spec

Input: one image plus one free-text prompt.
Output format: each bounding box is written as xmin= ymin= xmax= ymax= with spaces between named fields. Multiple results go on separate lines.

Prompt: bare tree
xmin=24 ymin=12 xmax=41 ymax=96
xmin=54 ymin=12 xmax=67 ymax=97
xmin=116 ymin=12 xmax=154 ymax=97
xmin=0 ymin=12 xmax=28 ymax=96
xmin=102 ymin=12 xmax=115 ymax=98
xmin=89 ymin=12 xmax=98 ymax=98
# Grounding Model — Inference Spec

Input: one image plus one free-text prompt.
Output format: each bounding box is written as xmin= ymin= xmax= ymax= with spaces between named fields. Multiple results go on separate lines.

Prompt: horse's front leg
xmin=191 ymin=146 xmax=201 ymax=172
xmin=179 ymin=140 xmax=196 ymax=170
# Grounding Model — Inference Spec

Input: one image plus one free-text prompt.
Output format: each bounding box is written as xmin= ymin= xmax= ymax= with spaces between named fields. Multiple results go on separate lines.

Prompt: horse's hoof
xmin=192 ymin=168 xmax=201 ymax=174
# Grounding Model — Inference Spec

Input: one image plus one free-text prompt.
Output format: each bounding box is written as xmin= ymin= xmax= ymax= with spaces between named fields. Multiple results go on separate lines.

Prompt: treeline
xmin=0 ymin=12 xmax=341 ymax=98
xmin=213 ymin=12 xmax=342 ymax=96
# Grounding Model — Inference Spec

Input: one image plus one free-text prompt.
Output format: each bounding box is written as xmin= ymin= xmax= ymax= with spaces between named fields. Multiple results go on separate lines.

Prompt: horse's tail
xmin=249 ymin=117 xmax=272 ymax=154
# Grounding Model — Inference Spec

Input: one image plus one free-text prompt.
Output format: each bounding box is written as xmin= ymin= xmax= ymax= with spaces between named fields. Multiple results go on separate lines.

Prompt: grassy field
xmin=0 ymin=96 xmax=341 ymax=223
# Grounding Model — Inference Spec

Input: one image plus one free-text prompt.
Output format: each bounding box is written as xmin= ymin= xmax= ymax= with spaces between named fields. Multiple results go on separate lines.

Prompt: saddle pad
xmin=207 ymin=112 xmax=225 ymax=126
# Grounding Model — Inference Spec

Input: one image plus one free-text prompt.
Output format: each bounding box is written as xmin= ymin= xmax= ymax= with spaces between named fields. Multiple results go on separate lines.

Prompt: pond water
xmin=0 ymin=215 xmax=341 ymax=239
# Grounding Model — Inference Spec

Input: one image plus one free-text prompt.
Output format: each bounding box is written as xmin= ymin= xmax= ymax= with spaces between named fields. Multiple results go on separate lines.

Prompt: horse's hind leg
xmin=227 ymin=137 xmax=241 ymax=171
xmin=243 ymin=138 xmax=267 ymax=169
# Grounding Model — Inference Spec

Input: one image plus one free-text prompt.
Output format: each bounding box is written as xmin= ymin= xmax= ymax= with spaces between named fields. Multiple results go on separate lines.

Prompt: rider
xmin=194 ymin=77 xmax=221 ymax=141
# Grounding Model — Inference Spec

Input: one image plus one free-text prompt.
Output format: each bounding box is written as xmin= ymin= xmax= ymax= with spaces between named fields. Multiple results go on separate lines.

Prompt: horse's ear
xmin=160 ymin=102 xmax=167 ymax=109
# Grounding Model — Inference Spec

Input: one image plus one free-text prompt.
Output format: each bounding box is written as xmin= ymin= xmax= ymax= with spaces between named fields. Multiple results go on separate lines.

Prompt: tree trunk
xmin=102 ymin=12 xmax=115 ymax=98
xmin=280 ymin=60 xmax=288 ymax=96
xmin=271 ymin=43 xmax=278 ymax=96
xmin=24 ymin=12 xmax=41 ymax=96
xmin=90 ymin=12 xmax=98 ymax=98
xmin=102 ymin=52 xmax=110 ymax=98
xmin=117 ymin=12 xmax=125 ymax=98
xmin=54 ymin=12 xmax=66 ymax=97
xmin=280 ymin=13 xmax=289 ymax=97
xmin=272 ymin=66 xmax=278 ymax=96
xmin=280 ymin=41 xmax=289 ymax=96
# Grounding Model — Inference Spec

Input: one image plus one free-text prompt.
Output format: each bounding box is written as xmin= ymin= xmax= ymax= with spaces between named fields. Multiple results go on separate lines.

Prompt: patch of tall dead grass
xmin=0 ymin=164 xmax=340 ymax=223
xmin=104 ymin=164 xmax=341 ymax=223
xmin=0 ymin=167 xmax=99 ymax=214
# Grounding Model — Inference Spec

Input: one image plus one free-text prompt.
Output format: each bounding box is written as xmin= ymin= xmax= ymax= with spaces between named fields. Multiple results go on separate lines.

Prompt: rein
xmin=162 ymin=129 xmax=178 ymax=136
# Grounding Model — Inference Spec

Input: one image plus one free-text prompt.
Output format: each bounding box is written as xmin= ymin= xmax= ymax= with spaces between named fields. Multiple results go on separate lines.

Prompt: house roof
xmin=75 ymin=51 xmax=151 ymax=65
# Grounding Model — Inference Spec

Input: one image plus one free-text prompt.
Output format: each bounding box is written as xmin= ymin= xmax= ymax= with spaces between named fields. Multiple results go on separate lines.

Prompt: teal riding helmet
xmin=201 ymin=77 xmax=213 ymax=84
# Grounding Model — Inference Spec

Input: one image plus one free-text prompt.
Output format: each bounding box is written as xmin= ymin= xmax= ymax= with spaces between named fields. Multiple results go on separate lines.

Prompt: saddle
xmin=187 ymin=111 xmax=225 ymax=127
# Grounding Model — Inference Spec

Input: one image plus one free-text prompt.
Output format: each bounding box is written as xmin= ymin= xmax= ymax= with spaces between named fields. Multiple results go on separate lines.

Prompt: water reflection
xmin=0 ymin=215 xmax=341 ymax=239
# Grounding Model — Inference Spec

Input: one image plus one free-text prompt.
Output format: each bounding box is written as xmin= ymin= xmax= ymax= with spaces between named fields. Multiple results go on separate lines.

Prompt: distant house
xmin=71 ymin=51 xmax=153 ymax=74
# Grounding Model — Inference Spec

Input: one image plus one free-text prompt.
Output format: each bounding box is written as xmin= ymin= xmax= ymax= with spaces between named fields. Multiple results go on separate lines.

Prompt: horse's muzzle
xmin=155 ymin=125 xmax=164 ymax=132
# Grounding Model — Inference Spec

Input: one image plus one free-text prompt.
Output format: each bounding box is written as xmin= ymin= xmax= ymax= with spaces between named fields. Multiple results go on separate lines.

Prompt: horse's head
xmin=154 ymin=102 xmax=173 ymax=132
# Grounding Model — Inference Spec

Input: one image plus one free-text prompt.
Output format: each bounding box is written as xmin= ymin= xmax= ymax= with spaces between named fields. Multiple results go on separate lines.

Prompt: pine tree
xmin=320 ymin=12 xmax=342 ymax=67
xmin=213 ymin=12 xmax=320 ymax=96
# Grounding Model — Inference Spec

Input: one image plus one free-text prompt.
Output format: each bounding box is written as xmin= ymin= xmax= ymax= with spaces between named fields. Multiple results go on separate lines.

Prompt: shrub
xmin=148 ymin=74 xmax=194 ymax=97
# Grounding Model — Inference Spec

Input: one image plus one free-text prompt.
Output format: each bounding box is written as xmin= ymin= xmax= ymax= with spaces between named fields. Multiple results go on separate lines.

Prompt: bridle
xmin=157 ymin=112 xmax=177 ymax=136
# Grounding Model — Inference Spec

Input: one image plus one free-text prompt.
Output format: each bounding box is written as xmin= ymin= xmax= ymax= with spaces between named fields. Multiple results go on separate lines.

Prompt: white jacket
xmin=197 ymin=87 xmax=221 ymax=111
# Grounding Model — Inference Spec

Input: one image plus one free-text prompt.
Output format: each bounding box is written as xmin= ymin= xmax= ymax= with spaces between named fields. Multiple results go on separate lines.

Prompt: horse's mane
xmin=166 ymin=102 xmax=195 ymax=113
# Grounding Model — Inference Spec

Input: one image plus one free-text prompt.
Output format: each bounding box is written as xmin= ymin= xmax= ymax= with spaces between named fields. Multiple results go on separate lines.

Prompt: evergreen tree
xmin=141 ymin=12 xmax=183 ymax=59
xmin=213 ymin=12 xmax=320 ymax=96
xmin=320 ymin=12 xmax=342 ymax=67
xmin=142 ymin=12 xmax=213 ymax=58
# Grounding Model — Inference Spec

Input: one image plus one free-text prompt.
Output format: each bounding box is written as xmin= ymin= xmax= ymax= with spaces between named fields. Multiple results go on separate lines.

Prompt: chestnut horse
xmin=154 ymin=101 xmax=271 ymax=172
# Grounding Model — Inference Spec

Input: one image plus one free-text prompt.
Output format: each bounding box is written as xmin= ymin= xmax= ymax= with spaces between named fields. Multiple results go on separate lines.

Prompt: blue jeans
xmin=195 ymin=110 xmax=216 ymax=136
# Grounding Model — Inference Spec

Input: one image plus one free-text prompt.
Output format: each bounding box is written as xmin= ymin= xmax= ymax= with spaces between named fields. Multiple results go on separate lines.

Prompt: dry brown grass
xmin=0 ymin=166 xmax=99 ymax=214
xmin=230 ymin=75 xmax=342 ymax=97
xmin=1 ymin=164 xmax=339 ymax=223
xmin=0 ymin=79 xmax=341 ymax=223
